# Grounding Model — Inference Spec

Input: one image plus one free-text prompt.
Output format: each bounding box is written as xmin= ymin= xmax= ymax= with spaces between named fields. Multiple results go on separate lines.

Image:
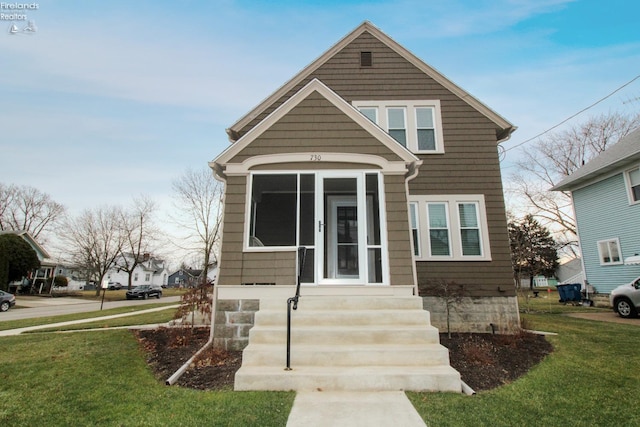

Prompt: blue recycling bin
xmin=556 ymin=283 xmax=582 ymax=303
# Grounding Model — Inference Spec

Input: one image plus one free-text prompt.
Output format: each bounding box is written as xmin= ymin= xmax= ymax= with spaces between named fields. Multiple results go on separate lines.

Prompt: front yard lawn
xmin=409 ymin=307 xmax=640 ymax=426
xmin=0 ymin=330 xmax=293 ymax=426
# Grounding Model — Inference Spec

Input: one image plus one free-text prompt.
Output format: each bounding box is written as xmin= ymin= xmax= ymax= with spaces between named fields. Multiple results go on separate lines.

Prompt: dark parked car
xmin=0 ymin=290 xmax=17 ymax=312
xmin=126 ymin=285 xmax=162 ymax=300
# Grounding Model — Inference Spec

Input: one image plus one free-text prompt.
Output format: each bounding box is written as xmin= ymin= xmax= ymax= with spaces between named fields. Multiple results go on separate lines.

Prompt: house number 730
xmin=310 ymin=154 xmax=322 ymax=161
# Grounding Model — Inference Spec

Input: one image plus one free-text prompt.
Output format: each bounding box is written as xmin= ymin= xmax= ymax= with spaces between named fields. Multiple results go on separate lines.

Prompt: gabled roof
xmin=0 ymin=230 xmax=50 ymax=260
xmin=213 ymin=78 xmax=421 ymax=169
xmin=552 ymin=127 xmax=640 ymax=191
xmin=226 ymin=21 xmax=515 ymax=142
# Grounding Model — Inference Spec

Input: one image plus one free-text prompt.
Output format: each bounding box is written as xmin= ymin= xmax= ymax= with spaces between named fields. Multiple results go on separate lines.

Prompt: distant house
xmin=168 ymin=269 xmax=201 ymax=288
xmin=106 ymin=253 xmax=169 ymax=288
xmin=556 ymin=258 xmax=585 ymax=285
xmin=0 ymin=230 xmax=57 ymax=293
xmin=553 ymin=127 xmax=640 ymax=293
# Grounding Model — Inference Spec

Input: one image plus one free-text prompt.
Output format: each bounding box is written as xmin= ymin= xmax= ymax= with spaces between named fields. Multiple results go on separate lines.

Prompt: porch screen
xmin=249 ymin=174 xmax=297 ymax=246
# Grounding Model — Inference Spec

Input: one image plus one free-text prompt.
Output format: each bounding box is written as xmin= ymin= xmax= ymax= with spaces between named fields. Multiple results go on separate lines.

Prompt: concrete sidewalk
xmin=286 ymin=391 xmax=427 ymax=427
xmin=0 ymin=305 xmax=179 ymax=336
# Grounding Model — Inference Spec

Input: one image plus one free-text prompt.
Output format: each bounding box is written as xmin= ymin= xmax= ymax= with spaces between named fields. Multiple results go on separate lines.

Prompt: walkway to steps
xmin=234 ymin=295 xmax=462 ymax=393
xmin=286 ymin=391 xmax=427 ymax=427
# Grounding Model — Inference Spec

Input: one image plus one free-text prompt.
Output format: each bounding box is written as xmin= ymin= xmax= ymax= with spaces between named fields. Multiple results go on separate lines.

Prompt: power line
xmin=504 ymin=74 xmax=640 ymax=153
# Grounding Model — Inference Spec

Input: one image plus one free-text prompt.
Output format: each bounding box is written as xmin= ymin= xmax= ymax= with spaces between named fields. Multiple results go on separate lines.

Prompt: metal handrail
xmin=285 ymin=247 xmax=307 ymax=370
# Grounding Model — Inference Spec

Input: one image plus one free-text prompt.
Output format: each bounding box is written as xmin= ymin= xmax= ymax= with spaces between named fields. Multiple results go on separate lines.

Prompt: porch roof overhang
xmin=210 ymin=78 xmax=422 ymax=180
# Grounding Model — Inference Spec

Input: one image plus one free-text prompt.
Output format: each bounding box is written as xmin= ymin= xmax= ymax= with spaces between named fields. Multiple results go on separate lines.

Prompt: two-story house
xmin=553 ymin=127 xmax=640 ymax=294
xmin=208 ymin=22 xmax=519 ymax=392
xmin=106 ymin=253 xmax=169 ymax=288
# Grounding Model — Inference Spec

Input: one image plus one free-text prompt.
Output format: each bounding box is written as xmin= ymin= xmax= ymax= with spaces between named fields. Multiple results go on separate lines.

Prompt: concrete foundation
xmin=422 ymin=296 xmax=521 ymax=334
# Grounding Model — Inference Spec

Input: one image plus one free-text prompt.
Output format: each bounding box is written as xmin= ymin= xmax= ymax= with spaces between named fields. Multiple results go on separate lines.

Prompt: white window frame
xmin=408 ymin=195 xmax=491 ymax=261
xmin=597 ymin=238 xmax=623 ymax=265
xmin=426 ymin=202 xmax=452 ymax=258
xmin=624 ymin=165 xmax=640 ymax=205
xmin=352 ymin=100 xmax=445 ymax=154
xmin=409 ymin=202 xmax=421 ymax=257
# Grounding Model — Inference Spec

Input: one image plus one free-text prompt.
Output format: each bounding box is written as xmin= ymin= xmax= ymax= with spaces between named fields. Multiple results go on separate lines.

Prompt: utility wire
xmin=504 ymin=74 xmax=640 ymax=153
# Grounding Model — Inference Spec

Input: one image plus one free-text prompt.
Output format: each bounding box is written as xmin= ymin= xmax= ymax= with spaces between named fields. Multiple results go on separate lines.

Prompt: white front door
xmin=316 ymin=173 xmax=367 ymax=285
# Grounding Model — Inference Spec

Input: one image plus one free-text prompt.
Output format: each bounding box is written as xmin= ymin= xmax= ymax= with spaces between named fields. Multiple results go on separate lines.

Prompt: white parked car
xmin=610 ymin=276 xmax=640 ymax=318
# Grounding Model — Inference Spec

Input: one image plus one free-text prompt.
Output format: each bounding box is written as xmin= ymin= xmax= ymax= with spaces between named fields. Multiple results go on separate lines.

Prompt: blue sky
xmin=2 ymin=0 xmax=639 ymax=224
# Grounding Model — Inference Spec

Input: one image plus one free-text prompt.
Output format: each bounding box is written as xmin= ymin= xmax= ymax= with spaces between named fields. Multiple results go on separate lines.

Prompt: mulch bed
xmin=134 ymin=327 xmax=552 ymax=392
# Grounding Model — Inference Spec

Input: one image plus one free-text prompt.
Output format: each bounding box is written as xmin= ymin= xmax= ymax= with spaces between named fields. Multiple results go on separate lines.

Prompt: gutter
xmin=165 ymin=285 xmax=219 ymax=386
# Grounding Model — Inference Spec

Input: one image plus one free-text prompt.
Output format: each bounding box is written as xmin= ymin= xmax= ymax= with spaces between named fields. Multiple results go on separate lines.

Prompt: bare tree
xmin=59 ymin=206 xmax=126 ymax=296
xmin=508 ymin=111 xmax=640 ymax=256
xmin=116 ymin=196 xmax=160 ymax=290
xmin=172 ymin=168 xmax=224 ymax=285
xmin=0 ymin=183 xmax=65 ymax=243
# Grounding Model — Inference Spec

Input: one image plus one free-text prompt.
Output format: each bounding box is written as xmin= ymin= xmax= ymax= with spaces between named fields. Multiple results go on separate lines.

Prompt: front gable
xmin=212 ymin=79 xmax=420 ymax=177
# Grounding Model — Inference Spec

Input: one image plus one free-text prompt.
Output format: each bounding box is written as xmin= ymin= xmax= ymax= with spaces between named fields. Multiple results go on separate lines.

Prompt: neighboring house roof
xmin=212 ymin=78 xmax=422 ymax=176
xmin=226 ymin=21 xmax=516 ymax=143
xmin=169 ymin=269 xmax=202 ymax=278
xmin=0 ymin=230 xmax=51 ymax=260
xmin=552 ymin=127 xmax=640 ymax=191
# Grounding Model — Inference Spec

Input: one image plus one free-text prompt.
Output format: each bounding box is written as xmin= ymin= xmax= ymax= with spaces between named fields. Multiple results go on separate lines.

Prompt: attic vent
xmin=360 ymin=51 xmax=372 ymax=67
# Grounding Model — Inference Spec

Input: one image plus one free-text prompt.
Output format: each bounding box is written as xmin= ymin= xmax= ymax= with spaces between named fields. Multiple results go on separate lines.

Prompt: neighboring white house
xmin=105 ymin=253 xmax=169 ymax=288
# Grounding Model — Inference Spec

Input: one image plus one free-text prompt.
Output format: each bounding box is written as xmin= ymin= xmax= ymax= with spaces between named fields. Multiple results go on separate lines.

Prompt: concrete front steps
xmin=234 ymin=295 xmax=462 ymax=393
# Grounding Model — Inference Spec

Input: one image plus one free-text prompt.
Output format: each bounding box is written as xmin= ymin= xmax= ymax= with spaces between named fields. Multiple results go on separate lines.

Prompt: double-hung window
xmin=626 ymin=166 xmax=640 ymax=204
xmin=409 ymin=195 xmax=491 ymax=261
xmin=353 ymin=100 xmax=444 ymax=154
xmin=427 ymin=203 xmax=451 ymax=256
xmin=409 ymin=202 xmax=420 ymax=257
xmin=598 ymin=238 xmax=622 ymax=265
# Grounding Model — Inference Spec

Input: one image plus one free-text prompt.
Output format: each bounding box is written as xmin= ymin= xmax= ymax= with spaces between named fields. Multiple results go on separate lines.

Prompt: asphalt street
xmin=0 ymin=295 xmax=181 ymax=321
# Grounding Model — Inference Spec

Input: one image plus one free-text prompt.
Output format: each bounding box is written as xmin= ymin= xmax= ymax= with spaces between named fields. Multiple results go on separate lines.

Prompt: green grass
xmin=27 ymin=308 xmax=177 ymax=332
xmin=71 ymin=288 xmax=187 ymax=302
xmin=408 ymin=303 xmax=640 ymax=427
xmin=0 ymin=330 xmax=294 ymax=426
xmin=2 ymin=290 xmax=637 ymax=425
xmin=0 ymin=303 xmax=178 ymax=331
xmin=516 ymin=287 xmax=610 ymax=315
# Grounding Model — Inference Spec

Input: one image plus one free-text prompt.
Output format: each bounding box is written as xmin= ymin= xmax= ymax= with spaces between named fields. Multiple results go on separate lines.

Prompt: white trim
xmin=408 ymin=194 xmax=492 ymax=261
xmin=409 ymin=202 xmax=420 ymax=258
xmin=624 ymin=164 xmax=640 ymax=205
xmin=352 ymin=100 xmax=445 ymax=154
xmin=597 ymin=238 xmax=623 ymax=266
xmin=224 ymin=152 xmax=409 ymax=175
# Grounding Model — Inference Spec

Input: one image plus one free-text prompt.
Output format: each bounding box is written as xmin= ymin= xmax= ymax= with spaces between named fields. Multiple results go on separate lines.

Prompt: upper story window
xmin=598 ymin=238 xmax=622 ymax=265
xmin=626 ymin=166 xmax=640 ymax=204
xmin=353 ymin=100 xmax=444 ymax=154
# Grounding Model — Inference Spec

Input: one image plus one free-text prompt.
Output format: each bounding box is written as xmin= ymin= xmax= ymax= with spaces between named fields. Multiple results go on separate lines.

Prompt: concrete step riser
xmin=248 ymin=327 xmax=441 ymax=345
xmin=259 ymin=297 xmax=424 ymax=311
xmin=254 ymin=310 xmax=431 ymax=326
xmin=241 ymin=347 xmax=450 ymax=367
xmin=234 ymin=295 xmax=462 ymax=393
xmin=234 ymin=370 xmax=461 ymax=392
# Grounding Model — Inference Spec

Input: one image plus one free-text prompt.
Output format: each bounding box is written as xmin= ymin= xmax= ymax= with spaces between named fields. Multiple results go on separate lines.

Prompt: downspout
xmin=166 ymin=284 xmax=219 ymax=385
xmin=405 ymin=160 xmax=422 ymax=296
xmin=166 ymin=163 xmax=226 ymax=386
